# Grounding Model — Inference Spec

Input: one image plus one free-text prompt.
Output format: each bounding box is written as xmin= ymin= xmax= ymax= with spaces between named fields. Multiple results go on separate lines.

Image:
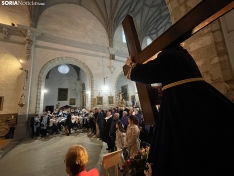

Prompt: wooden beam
xmin=122 ymin=14 xmax=159 ymax=125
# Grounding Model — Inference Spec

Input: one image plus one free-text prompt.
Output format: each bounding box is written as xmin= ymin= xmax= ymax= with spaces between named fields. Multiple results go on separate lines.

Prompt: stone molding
xmin=35 ymin=57 xmax=94 ymax=114
xmin=0 ymin=23 xmax=128 ymax=60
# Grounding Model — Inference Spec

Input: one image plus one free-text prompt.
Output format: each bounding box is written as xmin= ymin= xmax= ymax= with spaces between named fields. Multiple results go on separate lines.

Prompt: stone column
xmin=166 ymin=0 xmax=234 ymax=98
xmin=81 ymin=83 xmax=86 ymax=108
xmin=15 ymin=30 xmax=40 ymax=138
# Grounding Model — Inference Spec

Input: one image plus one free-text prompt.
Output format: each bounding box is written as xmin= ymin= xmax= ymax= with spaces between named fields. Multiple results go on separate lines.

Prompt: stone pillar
xmin=81 ymin=83 xmax=86 ymax=108
xmin=15 ymin=30 xmax=40 ymax=138
xmin=166 ymin=0 xmax=234 ymax=98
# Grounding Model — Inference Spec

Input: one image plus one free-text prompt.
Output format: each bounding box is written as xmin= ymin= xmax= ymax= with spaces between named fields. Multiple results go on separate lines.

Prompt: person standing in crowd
xmin=65 ymin=145 xmax=99 ymax=176
xmin=94 ymin=108 xmax=100 ymax=138
xmin=129 ymin=106 xmax=134 ymax=115
xmin=123 ymin=105 xmax=129 ymax=116
xmin=101 ymin=109 xmax=106 ymax=118
xmin=134 ymin=108 xmax=143 ymax=125
xmin=126 ymin=115 xmax=140 ymax=157
xmin=65 ymin=109 xmax=72 ymax=136
xmin=92 ymin=109 xmax=97 ymax=135
xmin=41 ymin=112 xmax=48 ymax=137
xmin=57 ymin=109 xmax=63 ymax=117
xmin=88 ymin=110 xmax=94 ymax=134
xmin=111 ymin=108 xmax=116 ymax=116
xmin=121 ymin=111 xmax=128 ymax=130
xmin=119 ymin=107 xmax=123 ymax=119
xmin=109 ymin=113 xmax=121 ymax=152
xmin=30 ymin=114 xmax=40 ymax=139
xmin=103 ymin=110 xmax=113 ymax=151
xmin=96 ymin=108 xmax=104 ymax=140
xmin=115 ymin=121 xmax=126 ymax=171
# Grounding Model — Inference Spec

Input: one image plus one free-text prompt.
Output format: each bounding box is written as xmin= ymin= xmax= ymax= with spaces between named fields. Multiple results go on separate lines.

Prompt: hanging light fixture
xmin=18 ymin=93 xmax=26 ymax=107
xmin=18 ymin=69 xmax=27 ymax=107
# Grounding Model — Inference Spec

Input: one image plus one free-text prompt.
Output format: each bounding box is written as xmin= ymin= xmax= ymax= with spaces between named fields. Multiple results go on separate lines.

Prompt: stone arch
xmin=35 ymin=57 xmax=94 ymax=113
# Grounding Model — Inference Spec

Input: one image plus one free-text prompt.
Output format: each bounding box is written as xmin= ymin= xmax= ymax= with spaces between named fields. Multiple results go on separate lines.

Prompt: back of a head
xmin=65 ymin=145 xmax=88 ymax=176
xmin=128 ymin=115 xmax=138 ymax=125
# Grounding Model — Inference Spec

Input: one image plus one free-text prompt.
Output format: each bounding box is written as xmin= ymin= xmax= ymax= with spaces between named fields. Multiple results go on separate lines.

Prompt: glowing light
xmin=58 ymin=65 xmax=70 ymax=74
xmin=19 ymin=59 xmax=23 ymax=63
xmin=43 ymin=89 xmax=48 ymax=93
xmin=103 ymin=85 xmax=108 ymax=91
xmin=86 ymin=91 xmax=90 ymax=95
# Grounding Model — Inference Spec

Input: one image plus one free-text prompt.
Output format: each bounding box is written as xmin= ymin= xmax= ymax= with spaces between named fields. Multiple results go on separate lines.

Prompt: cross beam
xmin=122 ymin=0 xmax=234 ymax=124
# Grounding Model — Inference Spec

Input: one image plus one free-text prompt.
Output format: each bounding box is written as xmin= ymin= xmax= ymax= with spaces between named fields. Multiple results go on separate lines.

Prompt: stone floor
xmin=0 ymin=131 xmax=120 ymax=176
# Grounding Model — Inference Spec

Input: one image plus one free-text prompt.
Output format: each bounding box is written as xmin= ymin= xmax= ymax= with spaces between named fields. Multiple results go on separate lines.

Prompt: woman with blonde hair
xmin=65 ymin=145 xmax=99 ymax=176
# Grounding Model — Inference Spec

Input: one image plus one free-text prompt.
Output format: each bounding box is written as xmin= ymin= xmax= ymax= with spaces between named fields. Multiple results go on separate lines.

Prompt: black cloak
xmin=130 ymin=46 xmax=234 ymax=176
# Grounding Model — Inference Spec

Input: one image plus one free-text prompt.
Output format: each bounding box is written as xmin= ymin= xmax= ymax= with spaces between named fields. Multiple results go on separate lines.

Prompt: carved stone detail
xmin=0 ymin=113 xmax=18 ymax=137
xmin=108 ymin=64 xmax=115 ymax=74
xmin=25 ymin=30 xmax=34 ymax=61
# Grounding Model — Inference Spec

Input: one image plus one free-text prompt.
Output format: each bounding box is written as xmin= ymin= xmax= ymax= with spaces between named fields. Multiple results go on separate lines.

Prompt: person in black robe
xmin=96 ymin=108 xmax=104 ymax=139
xmin=102 ymin=110 xmax=113 ymax=151
xmin=125 ymin=45 xmax=234 ymax=176
xmin=65 ymin=109 xmax=72 ymax=136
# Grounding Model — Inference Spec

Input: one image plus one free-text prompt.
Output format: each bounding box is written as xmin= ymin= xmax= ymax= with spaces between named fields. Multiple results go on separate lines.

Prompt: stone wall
xmin=37 ymin=4 xmax=109 ymax=47
xmin=113 ymin=25 xmax=128 ymax=54
xmin=166 ymin=0 xmax=234 ymax=98
xmin=0 ymin=41 xmax=24 ymax=114
xmin=0 ymin=5 xmax=30 ymax=26
xmin=220 ymin=9 xmax=234 ymax=102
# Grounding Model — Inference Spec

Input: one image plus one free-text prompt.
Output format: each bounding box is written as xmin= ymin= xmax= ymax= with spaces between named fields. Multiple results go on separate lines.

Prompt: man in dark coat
xmin=65 ymin=109 xmax=72 ymax=136
xmin=96 ymin=108 xmax=104 ymax=139
xmin=93 ymin=108 xmax=98 ymax=135
xmin=126 ymin=45 xmax=234 ymax=176
xmin=102 ymin=110 xmax=113 ymax=150
xmin=109 ymin=113 xmax=121 ymax=152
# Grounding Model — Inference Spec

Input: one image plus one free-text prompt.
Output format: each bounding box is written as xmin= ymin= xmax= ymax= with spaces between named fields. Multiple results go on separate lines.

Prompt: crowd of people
xmin=30 ymin=105 xmax=156 ymax=174
xmin=30 ymin=108 xmax=89 ymax=138
xmin=30 ymin=105 xmax=154 ymax=144
xmin=30 ymin=105 xmax=155 ymax=171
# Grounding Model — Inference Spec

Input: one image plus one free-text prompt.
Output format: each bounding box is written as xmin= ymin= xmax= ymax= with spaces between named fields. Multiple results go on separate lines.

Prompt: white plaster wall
xmin=220 ymin=9 xmax=234 ymax=75
xmin=37 ymin=4 xmax=109 ymax=47
xmin=29 ymin=46 xmax=124 ymax=113
xmin=0 ymin=42 xmax=24 ymax=114
xmin=116 ymin=73 xmax=137 ymax=106
xmin=141 ymin=36 xmax=153 ymax=50
xmin=113 ymin=25 xmax=128 ymax=53
xmin=43 ymin=65 xmax=89 ymax=109
xmin=0 ymin=5 xmax=30 ymax=26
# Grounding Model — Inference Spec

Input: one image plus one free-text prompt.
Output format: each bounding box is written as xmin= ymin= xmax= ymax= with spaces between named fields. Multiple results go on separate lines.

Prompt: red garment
xmin=78 ymin=169 xmax=99 ymax=176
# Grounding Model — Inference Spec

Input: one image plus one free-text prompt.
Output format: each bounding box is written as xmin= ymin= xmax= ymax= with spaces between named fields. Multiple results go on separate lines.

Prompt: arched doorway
xmin=35 ymin=57 xmax=94 ymax=113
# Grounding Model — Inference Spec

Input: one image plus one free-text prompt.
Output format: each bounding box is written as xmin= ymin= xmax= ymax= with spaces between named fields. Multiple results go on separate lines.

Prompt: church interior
xmin=0 ymin=0 xmax=234 ymax=175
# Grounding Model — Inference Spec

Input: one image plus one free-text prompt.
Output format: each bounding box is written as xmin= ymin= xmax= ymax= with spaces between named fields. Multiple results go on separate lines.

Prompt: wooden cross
xmin=122 ymin=0 xmax=234 ymax=125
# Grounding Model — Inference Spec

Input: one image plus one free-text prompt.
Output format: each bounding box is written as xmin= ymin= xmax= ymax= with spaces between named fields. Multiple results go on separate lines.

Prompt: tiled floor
xmin=0 ymin=132 xmax=119 ymax=176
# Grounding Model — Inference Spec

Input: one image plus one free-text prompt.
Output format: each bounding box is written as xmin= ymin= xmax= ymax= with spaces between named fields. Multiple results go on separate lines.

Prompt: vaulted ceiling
xmin=27 ymin=0 xmax=172 ymax=46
